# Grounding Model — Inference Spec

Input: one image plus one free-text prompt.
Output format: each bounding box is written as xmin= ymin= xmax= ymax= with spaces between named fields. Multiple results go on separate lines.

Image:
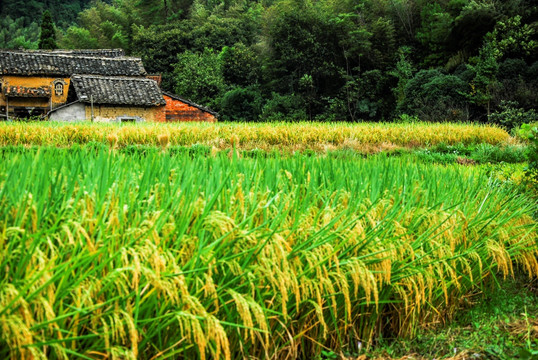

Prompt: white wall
xmin=49 ymin=102 xmax=86 ymax=122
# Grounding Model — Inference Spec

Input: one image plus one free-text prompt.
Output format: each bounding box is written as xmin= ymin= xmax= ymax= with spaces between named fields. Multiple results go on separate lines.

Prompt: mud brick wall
xmin=162 ymin=94 xmax=216 ymax=122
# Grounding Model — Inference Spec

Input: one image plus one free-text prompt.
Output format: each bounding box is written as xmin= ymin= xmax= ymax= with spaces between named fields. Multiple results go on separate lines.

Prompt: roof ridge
xmin=0 ymin=50 xmax=140 ymax=61
xmin=1 ymin=52 xmax=147 ymax=76
xmin=72 ymin=74 xmax=155 ymax=80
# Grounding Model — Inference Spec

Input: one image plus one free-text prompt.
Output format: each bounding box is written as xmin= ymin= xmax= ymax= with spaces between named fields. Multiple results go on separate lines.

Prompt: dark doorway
xmin=13 ymin=107 xmax=47 ymax=120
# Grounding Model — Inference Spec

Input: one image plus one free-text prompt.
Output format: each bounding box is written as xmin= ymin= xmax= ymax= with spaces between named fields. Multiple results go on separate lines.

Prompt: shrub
xmin=489 ymin=101 xmax=538 ymax=130
xmin=498 ymin=58 xmax=528 ymax=80
xmin=520 ymin=123 xmax=538 ymax=181
xmin=220 ymin=86 xmax=263 ymax=121
xmin=396 ymin=114 xmax=420 ymax=123
xmin=260 ymin=93 xmax=306 ymax=121
xmin=470 ymin=143 xmax=527 ymax=164
xmin=400 ymin=69 xmax=469 ymax=122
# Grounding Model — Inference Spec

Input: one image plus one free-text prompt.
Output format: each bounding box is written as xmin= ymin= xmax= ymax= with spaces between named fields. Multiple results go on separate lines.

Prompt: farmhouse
xmin=49 ymin=75 xmax=166 ymax=122
xmin=0 ymin=49 xmax=217 ymax=122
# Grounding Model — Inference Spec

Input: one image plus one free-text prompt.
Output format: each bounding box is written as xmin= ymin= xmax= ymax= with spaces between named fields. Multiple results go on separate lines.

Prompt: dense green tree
xmin=262 ymin=0 xmax=345 ymax=117
xmin=60 ymin=26 xmax=99 ymax=49
xmin=0 ymin=16 xmax=39 ymax=49
xmin=260 ymin=93 xmax=306 ymax=121
xmin=486 ymin=16 xmax=537 ymax=60
xmin=468 ymin=41 xmax=499 ymax=117
xmin=416 ymin=3 xmax=454 ymax=66
xmin=173 ymin=48 xmax=226 ymax=109
xmin=219 ymin=44 xmax=260 ymax=87
xmin=390 ymin=47 xmax=416 ymax=108
xmin=38 ymin=10 xmax=58 ymax=49
xmin=400 ymin=69 xmax=469 ymax=121
xmin=468 ymin=16 xmax=537 ymax=116
xmin=448 ymin=1 xmax=498 ymax=57
xmin=388 ymin=0 xmax=420 ymax=43
xmin=494 ymin=59 xmax=538 ymax=111
xmin=1 ymin=0 xmax=93 ymax=29
xmin=4 ymin=0 xmax=538 ymax=121
xmin=133 ymin=24 xmax=192 ymax=91
xmin=135 ymin=0 xmax=193 ymax=25
xmin=62 ymin=0 xmax=138 ymax=52
xmin=133 ymin=12 xmax=258 ymax=90
xmin=220 ymin=86 xmax=263 ymax=121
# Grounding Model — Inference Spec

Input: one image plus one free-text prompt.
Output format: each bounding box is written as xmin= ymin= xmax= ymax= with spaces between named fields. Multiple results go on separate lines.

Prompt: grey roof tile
xmin=2 ymin=49 xmax=125 ymax=58
xmin=0 ymin=50 xmax=146 ymax=77
xmin=71 ymin=75 xmax=166 ymax=107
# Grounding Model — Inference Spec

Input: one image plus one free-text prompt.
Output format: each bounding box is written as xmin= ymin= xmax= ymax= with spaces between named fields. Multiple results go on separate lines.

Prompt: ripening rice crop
xmin=0 ymin=148 xmax=536 ymax=359
xmin=0 ymin=121 xmax=510 ymax=152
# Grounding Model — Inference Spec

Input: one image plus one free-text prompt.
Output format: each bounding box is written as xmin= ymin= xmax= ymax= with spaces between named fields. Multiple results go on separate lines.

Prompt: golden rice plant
xmin=0 ymin=121 xmax=511 ymax=152
xmin=0 ymin=147 xmax=536 ymax=359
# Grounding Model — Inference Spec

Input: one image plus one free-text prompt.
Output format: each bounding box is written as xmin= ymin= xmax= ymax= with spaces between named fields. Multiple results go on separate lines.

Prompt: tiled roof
xmin=0 ymin=51 xmax=147 ymax=77
xmin=5 ymin=49 xmax=126 ymax=58
xmin=3 ymin=85 xmax=51 ymax=98
xmin=71 ymin=75 xmax=166 ymax=107
xmin=50 ymin=49 xmax=125 ymax=58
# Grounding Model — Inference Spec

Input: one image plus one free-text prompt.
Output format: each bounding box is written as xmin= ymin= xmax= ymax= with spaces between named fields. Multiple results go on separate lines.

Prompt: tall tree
xmin=38 ymin=10 xmax=57 ymax=49
xmin=173 ymin=48 xmax=225 ymax=109
xmin=262 ymin=0 xmax=344 ymax=116
xmin=469 ymin=16 xmax=537 ymax=116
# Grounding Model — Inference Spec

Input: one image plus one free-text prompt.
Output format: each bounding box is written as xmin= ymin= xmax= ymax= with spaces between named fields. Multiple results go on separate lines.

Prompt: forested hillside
xmin=2 ymin=0 xmax=538 ymax=122
xmin=0 ymin=0 xmax=94 ymax=48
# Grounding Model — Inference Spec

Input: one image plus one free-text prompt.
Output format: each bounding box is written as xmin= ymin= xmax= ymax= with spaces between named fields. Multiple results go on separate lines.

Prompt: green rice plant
xmin=0 ymin=148 xmax=536 ymax=359
xmin=520 ymin=124 xmax=538 ymax=182
xmin=415 ymin=149 xmax=459 ymax=164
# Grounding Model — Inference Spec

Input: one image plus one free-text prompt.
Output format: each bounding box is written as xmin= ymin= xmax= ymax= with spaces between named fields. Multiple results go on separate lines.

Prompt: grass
xmin=0 ymin=121 xmax=511 ymax=152
xmin=415 ymin=143 xmax=529 ymax=165
xmin=0 ymin=147 xmax=536 ymax=359
xmin=358 ymin=273 xmax=538 ymax=360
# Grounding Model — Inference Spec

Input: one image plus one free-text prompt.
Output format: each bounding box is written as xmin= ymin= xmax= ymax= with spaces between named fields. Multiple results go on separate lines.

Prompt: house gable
xmin=161 ymin=92 xmax=218 ymax=123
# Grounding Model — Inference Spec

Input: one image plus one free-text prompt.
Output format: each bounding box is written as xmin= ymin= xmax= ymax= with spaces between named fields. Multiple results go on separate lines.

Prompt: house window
xmin=55 ymin=83 xmax=64 ymax=96
xmin=53 ymin=79 xmax=66 ymax=97
xmin=118 ymin=116 xmax=142 ymax=123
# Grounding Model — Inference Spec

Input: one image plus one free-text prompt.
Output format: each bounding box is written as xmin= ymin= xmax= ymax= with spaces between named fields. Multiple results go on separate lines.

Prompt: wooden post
xmin=91 ymin=95 xmax=94 ymax=122
xmin=6 ymin=96 xmax=9 ymax=121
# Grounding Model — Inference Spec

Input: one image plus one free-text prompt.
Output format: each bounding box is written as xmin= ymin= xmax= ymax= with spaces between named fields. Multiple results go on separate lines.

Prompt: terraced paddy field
xmin=0 ymin=122 xmax=536 ymax=359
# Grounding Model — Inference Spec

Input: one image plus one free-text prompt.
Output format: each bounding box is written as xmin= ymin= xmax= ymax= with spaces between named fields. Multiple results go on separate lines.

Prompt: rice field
xmin=0 ymin=146 xmax=536 ymax=359
xmin=0 ymin=121 xmax=511 ymax=152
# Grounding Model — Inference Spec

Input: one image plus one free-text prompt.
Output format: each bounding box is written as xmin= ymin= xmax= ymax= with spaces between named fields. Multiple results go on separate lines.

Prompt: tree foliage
xmin=38 ymin=10 xmax=58 ymax=50
xmin=173 ymin=48 xmax=225 ymax=109
xmin=0 ymin=16 xmax=39 ymax=49
xmin=2 ymin=0 xmax=538 ymax=122
xmin=400 ymin=69 xmax=469 ymax=121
